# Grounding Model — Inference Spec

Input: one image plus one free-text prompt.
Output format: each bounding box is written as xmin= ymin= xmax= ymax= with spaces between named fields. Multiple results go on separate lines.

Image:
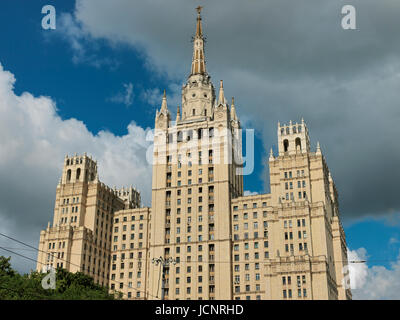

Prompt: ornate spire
xmin=195 ymin=6 xmax=203 ymax=37
xmin=190 ymin=7 xmax=207 ymax=75
xmin=176 ymin=105 xmax=181 ymax=122
xmin=231 ymin=97 xmax=238 ymax=120
xmin=316 ymin=141 xmax=321 ymax=155
xmin=269 ymin=148 xmax=275 ymax=161
xmin=218 ymin=80 xmax=226 ymax=105
xmin=160 ymin=90 xmax=168 ymax=113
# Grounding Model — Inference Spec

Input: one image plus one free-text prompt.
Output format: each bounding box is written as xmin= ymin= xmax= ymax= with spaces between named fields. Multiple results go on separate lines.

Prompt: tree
xmin=0 ymin=256 xmax=115 ymax=300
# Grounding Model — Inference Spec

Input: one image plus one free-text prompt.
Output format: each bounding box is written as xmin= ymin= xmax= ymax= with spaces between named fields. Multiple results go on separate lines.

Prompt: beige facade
xmin=37 ymin=8 xmax=351 ymax=300
xmin=37 ymin=154 xmax=140 ymax=288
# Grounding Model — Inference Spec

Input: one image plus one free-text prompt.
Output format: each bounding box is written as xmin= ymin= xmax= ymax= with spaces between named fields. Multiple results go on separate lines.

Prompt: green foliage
xmin=0 ymin=256 xmax=115 ymax=300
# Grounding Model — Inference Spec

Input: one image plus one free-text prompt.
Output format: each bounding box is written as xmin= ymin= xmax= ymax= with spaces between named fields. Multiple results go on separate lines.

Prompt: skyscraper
xmin=37 ymin=7 xmax=351 ymax=300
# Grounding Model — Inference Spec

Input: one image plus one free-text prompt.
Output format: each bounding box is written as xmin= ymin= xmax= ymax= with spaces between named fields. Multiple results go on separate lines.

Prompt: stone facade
xmin=36 ymin=8 xmax=351 ymax=300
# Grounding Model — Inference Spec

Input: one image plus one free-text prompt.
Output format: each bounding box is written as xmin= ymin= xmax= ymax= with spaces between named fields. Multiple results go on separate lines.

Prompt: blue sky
xmin=1 ymin=0 xmax=400 ymax=298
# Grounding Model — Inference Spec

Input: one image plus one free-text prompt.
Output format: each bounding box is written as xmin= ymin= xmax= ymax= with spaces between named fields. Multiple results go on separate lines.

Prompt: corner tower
xmin=268 ymin=120 xmax=352 ymax=300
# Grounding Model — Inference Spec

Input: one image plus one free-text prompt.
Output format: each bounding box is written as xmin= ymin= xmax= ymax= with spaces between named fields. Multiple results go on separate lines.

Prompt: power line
xmin=0 ymin=232 xmax=159 ymax=300
xmin=1 ymin=244 xmax=368 ymax=264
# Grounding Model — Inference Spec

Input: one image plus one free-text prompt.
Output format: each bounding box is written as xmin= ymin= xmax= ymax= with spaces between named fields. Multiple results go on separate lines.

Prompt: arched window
xmin=298 ymin=126 xmax=302 ymax=133
xmin=67 ymin=169 xmax=72 ymax=181
xmin=281 ymin=128 xmax=284 ymax=135
xmin=66 ymin=159 xmax=70 ymax=166
xmin=192 ymin=109 xmax=195 ymax=116
xmin=76 ymin=168 xmax=81 ymax=180
xmin=295 ymin=138 xmax=302 ymax=151
xmin=197 ymin=129 xmax=202 ymax=140
xmin=286 ymin=127 xmax=290 ymax=135
xmin=293 ymin=126 xmax=297 ymax=134
xmin=283 ymin=139 xmax=289 ymax=152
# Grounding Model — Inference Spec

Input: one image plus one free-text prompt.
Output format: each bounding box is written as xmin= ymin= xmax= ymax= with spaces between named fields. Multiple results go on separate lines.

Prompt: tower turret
xmin=155 ymin=90 xmax=170 ymax=129
xmin=61 ymin=154 xmax=97 ymax=184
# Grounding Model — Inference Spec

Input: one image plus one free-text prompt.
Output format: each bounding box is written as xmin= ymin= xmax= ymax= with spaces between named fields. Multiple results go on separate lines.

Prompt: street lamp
xmin=152 ymin=256 xmax=177 ymax=300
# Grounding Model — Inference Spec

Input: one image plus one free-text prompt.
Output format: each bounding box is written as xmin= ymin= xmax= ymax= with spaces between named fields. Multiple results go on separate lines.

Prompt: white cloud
xmin=56 ymin=12 xmax=119 ymax=69
xmin=140 ymin=87 xmax=162 ymax=107
xmin=109 ymin=82 xmax=134 ymax=107
xmin=0 ymin=63 xmax=152 ymax=273
xmin=348 ymin=248 xmax=400 ymax=299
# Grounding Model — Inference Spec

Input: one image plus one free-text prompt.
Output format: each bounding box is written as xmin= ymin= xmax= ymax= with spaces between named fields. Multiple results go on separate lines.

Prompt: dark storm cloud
xmin=70 ymin=0 xmax=400 ymax=222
